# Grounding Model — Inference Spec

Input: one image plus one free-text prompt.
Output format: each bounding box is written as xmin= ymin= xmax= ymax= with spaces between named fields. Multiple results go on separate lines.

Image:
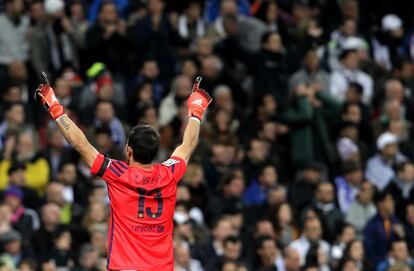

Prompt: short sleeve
xmin=161 ymin=156 xmax=187 ymax=183
xmin=90 ymin=153 xmax=128 ymax=183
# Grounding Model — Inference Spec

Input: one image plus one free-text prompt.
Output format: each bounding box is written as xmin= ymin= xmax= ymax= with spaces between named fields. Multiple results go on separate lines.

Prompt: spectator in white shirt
xmin=289 ymin=217 xmax=330 ymax=268
xmin=329 ymin=47 xmax=373 ymax=104
xmin=365 ymin=132 xmax=407 ymax=191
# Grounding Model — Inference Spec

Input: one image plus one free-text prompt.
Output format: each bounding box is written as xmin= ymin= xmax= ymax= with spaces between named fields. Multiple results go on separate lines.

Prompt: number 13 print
xmin=136 ymin=188 xmax=163 ymax=219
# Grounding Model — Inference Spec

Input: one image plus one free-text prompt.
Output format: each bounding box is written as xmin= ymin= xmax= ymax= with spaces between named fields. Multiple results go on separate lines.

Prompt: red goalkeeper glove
xmin=35 ymin=83 xmax=65 ymax=120
xmin=187 ymin=76 xmax=212 ymax=122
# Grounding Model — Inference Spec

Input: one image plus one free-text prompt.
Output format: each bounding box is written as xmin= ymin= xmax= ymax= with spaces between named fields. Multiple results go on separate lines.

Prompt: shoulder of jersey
xmin=108 ymin=159 xmax=129 ymax=177
xmin=161 ymin=158 xmax=181 ymax=167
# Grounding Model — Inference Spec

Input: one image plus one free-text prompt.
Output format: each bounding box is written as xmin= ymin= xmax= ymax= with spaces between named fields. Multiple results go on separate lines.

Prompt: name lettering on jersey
xmin=162 ymin=159 xmax=180 ymax=167
xmin=131 ymin=224 xmax=165 ymax=233
xmin=134 ymin=176 xmax=157 ymax=186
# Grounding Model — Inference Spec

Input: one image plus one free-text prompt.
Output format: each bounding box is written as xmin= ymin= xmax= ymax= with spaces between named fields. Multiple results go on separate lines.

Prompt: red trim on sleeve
xmin=90 ymin=153 xmax=105 ymax=175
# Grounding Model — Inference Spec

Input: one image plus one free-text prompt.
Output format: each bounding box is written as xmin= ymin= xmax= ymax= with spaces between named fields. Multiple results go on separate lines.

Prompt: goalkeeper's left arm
xmin=171 ymin=77 xmax=212 ymax=164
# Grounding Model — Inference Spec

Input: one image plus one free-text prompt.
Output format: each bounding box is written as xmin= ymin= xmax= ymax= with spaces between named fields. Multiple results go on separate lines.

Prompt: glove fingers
xmin=195 ymin=88 xmax=212 ymax=104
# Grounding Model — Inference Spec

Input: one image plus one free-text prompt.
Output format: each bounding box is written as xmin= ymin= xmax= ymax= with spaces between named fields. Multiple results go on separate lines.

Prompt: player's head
xmin=126 ymin=123 xmax=160 ymax=164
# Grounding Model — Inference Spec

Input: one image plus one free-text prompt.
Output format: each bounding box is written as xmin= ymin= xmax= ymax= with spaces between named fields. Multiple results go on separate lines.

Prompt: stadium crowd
xmin=1 ymin=0 xmax=414 ymax=270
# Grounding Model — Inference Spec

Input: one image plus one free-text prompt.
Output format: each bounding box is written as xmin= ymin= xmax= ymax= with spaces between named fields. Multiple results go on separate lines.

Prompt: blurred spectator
xmin=0 ymin=229 xmax=25 ymax=267
xmin=56 ymin=161 xmax=87 ymax=207
xmin=181 ymin=163 xmax=209 ymax=211
xmin=365 ymin=132 xmax=407 ymax=191
xmin=45 ymin=182 xmax=83 ymax=224
xmin=0 ymin=204 xmax=12 ymax=236
xmin=330 ymin=223 xmax=356 ymax=267
xmin=284 ymin=83 xmax=341 ymax=168
xmin=288 ymin=162 xmax=324 ymax=214
xmin=73 ymin=244 xmax=100 ymax=271
xmin=0 ymin=0 xmax=29 ymax=66
xmin=6 ymin=163 xmax=39 ymax=209
xmin=28 ymin=0 xmax=45 ymax=26
xmin=192 ymin=216 xmax=235 ymax=266
xmin=289 ymin=48 xmax=330 ymax=96
xmin=241 ymin=138 xmax=270 ymax=184
xmin=242 ymin=164 xmax=278 ymax=206
xmin=364 ymin=190 xmax=403 ymax=266
xmin=274 ymin=202 xmax=298 ymax=248
xmin=91 ymin=100 xmax=126 ymax=149
xmin=128 ymin=59 xmax=164 ymax=107
xmin=206 ymin=235 xmax=247 ymax=271
xmin=178 ymin=1 xmax=205 ymax=45
xmin=345 ymin=181 xmax=377 ymax=238
xmin=404 ymin=203 xmax=414 ymax=253
xmin=372 ymin=14 xmax=405 ymax=71
xmin=254 ymin=0 xmax=288 ymax=38
xmin=128 ymin=0 xmax=179 ymax=78
xmin=203 ymin=0 xmax=250 ymax=23
xmin=2 ymin=185 xmax=39 ymax=239
xmin=80 ymin=64 xmax=126 ymax=120
xmin=93 ymin=125 xmax=124 ymax=160
xmin=340 ymin=239 xmax=370 ymax=270
xmin=30 ymin=0 xmax=79 ymax=80
xmin=43 ymin=123 xmax=74 ymax=180
xmin=283 ymin=247 xmax=301 ymax=271
xmin=335 ymin=161 xmax=363 ymax=213
xmin=67 ymin=1 xmax=88 ymax=50
xmin=207 ymin=169 xmax=245 ymax=222
xmin=0 ymin=131 xmax=49 ymax=194
xmin=174 ymin=241 xmax=203 ymax=271
xmin=84 ymin=2 xmax=130 ymax=74
xmin=301 ymin=182 xmax=343 ymax=243
xmin=376 ymin=239 xmax=414 ymax=271
xmin=207 ymin=0 xmax=266 ymax=52
xmin=255 ymin=235 xmax=284 ymax=271
xmin=48 ymin=225 xmax=74 ymax=270
xmin=159 ymin=75 xmax=192 ymax=127
xmin=385 ymin=161 xmax=414 ymax=221
xmin=329 ymin=46 xmax=373 ymax=104
xmin=81 ymin=201 xmax=107 ymax=232
xmin=0 ymin=103 xmax=26 ymax=150
xmin=89 ymin=224 xmax=107 ymax=257
xmin=288 ymin=217 xmax=330 ymax=268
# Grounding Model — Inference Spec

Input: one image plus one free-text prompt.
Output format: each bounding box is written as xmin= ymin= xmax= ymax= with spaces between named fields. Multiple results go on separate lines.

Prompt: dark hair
xmin=388 ymin=238 xmax=406 ymax=252
xmin=5 ymin=102 xmax=23 ymax=112
xmin=341 ymin=161 xmax=361 ymax=175
xmin=52 ymin=225 xmax=70 ymax=241
xmin=396 ymin=161 xmax=412 ymax=174
xmin=373 ymin=189 xmax=393 ymax=205
xmin=341 ymin=102 xmax=359 ymax=115
xmin=7 ymin=162 xmax=25 ymax=176
xmin=95 ymin=124 xmax=112 ymax=137
xmin=223 ymin=235 xmax=241 ymax=247
xmin=259 ymin=163 xmax=276 ymax=175
xmin=348 ymin=82 xmax=364 ymax=95
xmin=127 ymin=124 xmax=160 ymax=164
xmin=57 ymin=160 xmax=75 ymax=173
xmin=261 ymin=31 xmax=278 ymax=45
xmin=255 ymin=0 xmax=277 ymax=22
xmin=255 ymin=235 xmax=274 ymax=250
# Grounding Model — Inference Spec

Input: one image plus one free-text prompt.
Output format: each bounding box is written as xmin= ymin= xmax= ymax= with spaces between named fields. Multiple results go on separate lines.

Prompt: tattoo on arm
xmin=59 ymin=117 xmax=70 ymax=130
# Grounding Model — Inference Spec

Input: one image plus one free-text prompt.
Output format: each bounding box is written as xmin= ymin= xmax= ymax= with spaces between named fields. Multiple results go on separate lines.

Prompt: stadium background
xmin=0 ymin=0 xmax=414 ymax=270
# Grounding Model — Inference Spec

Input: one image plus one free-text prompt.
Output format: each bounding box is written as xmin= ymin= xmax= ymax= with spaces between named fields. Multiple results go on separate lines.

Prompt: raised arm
xmin=171 ymin=77 xmax=212 ymax=164
xmin=35 ymin=82 xmax=98 ymax=167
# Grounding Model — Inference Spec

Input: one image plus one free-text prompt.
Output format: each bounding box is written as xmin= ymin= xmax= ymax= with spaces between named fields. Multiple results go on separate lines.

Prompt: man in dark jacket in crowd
xmin=364 ymin=190 xmax=403 ymax=267
xmin=385 ymin=161 xmax=414 ymax=221
xmin=84 ymin=1 xmax=130 ymax=74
